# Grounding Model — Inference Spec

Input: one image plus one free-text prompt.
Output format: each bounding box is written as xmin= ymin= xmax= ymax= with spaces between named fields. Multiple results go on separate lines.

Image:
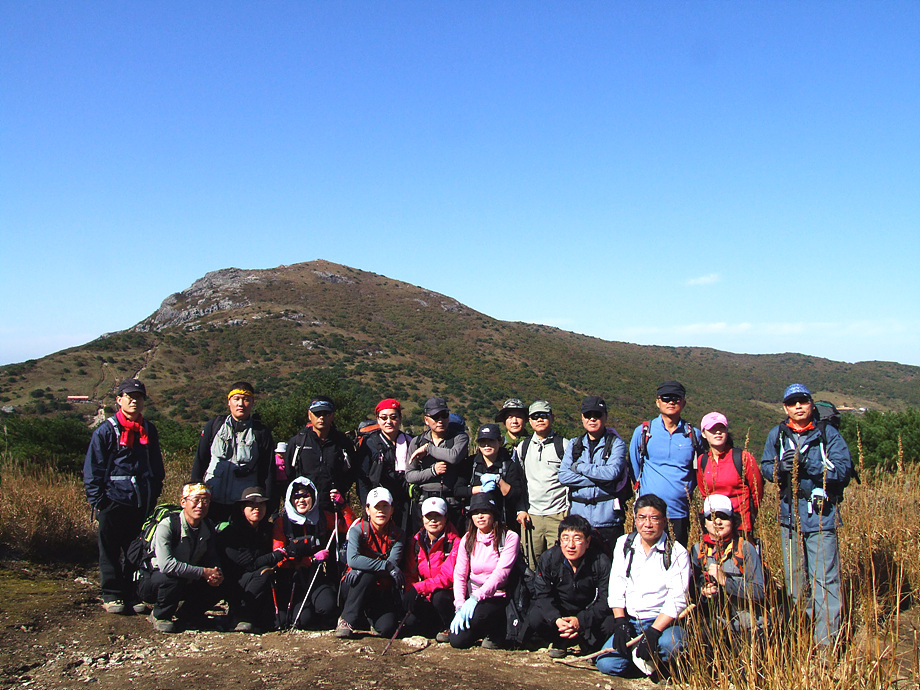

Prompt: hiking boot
xmin=481 ymin=636 xmax=501 ymax=650
xmin=148 ymin=613 xmax=176 ymax=633
xmin=334 ymin=618 xmax=354 ymax=639
xmin=102 ymin=599 xmax=126 ymax=615
xmin=233 ymin=620 xmax=254 ymax=633
xmin=547 ymin=645 xmax=569 ymax=659
xmin=132 ymin=601 xmax=151 ymax=615
xmin=435 ymin=630 xmax=450 ymax=643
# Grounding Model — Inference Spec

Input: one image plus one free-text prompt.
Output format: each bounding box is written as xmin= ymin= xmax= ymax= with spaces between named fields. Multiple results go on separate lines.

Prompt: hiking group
xmin=84 ymin=377 xmax=853 ymax=679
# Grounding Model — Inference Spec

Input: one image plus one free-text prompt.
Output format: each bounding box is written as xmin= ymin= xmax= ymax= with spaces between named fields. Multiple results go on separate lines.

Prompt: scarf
xmin=116 ymin=410 xmax=147 ymax=448
xmin=207 ymin=416 xmax=257 ymax=479
xmin=284 ymin=477 xmax=321 ymax=526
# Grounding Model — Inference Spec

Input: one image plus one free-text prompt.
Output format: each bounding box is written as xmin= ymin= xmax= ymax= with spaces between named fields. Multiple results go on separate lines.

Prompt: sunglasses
xmin=529 ymin=412 xmax=551 ymax=420
xmin=292 ymin=492 xmax=313 ymax=500
xmin=659 ymin=395 xmax=684 ymax=403
xmin=428 ymin=412 xmax=450 ymax=421
xmin=582 ymin=412 xmax=604 ymax=420
xmin=705 ymin=511 xmax=732 ymax=522
xmin=785 ymin=396 xmax=812 ymax=406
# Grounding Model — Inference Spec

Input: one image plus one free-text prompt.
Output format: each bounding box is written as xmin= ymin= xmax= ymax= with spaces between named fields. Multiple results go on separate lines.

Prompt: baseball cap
xmin=700 ymin=412 xmax=729 ymax=431
xmin=529 ymin=400 xmax=553 ymax=415
xmin=476 ymin=423 xmax=502 ymax=441
xmin=580 ymin=396 xmax=607 ymax=415
xmin=424 ymin=397 xmax=449 ymax=416
xmin=783 ymin=384 xmax=812 ymax=403
xmin=703 ymin=494 xmax=733 ymax=517
xmin=366 ymin=486 xmax=394 ymax=506
xmin=117 ymin=378 xmax=147 ymax=397
xmin=309 ymin=397 xmax=335 ymax=413
xmin=375 ymin=398 xmax=402 ymax=415
xmin=657 ymin=381 xmax=686 ymax=398
xmin=239 ymin=486 xmax=268 ymax=503
xmin=421 ymin=496 xmax=448 ymax=517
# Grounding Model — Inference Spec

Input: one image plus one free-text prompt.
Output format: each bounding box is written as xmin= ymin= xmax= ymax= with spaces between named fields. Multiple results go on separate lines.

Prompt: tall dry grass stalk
xmin=678 ymin=459 xmax=920 ymax=689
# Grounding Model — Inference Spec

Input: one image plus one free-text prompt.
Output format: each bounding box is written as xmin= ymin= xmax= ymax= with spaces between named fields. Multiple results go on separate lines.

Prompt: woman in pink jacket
xmin=403 ymin=496 xmax=461 ymax=642
xmin=450 ymin=493 xmax=520 ymax=649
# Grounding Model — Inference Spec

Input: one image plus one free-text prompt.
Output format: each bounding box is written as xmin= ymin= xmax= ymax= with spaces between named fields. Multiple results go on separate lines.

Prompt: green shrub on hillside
xmin=841 ymin=408 xmax=920 ymax=470
xmin=0 ymin=413 xmax=91 ymax=473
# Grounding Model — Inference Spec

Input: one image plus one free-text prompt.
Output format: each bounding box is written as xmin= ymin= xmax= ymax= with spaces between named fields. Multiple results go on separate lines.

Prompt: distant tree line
xmin=839 ymin=408 xmax=920 ymax=470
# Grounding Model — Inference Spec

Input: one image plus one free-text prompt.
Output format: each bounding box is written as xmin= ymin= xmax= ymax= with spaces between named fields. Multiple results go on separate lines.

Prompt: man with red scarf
xmin=84 ymin=378 xmax=165 ymax=614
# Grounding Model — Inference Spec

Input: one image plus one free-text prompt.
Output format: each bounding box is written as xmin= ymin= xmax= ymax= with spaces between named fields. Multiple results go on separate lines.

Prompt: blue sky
xmin=2 ymin=2 xmax=918 ymax=367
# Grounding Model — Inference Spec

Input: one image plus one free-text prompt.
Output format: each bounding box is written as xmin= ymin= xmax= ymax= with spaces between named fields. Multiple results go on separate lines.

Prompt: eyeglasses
xmin=634 ymin=513 xmax=662 ymax=524
xmin=428 ymin=412 xmax=449 ymax=421
xmin=187 ymin=497 xmax=210 ymax=506
xmin=659 ymin=395 xmax=684 ymax=404
xmin=377 ymin=414 xmax=400 ymax=422
xmin=785 ymin=396 xmax=811 ymax=406
xmin=582 ymin=412 xmax=604 ymax=420
xmin=559 ymin=534 xmax=586 ymax=545
xmin=529 ymin=412 xmax=550 ymax=420
xmin=705 ymin=511 xmax=732 ymax=522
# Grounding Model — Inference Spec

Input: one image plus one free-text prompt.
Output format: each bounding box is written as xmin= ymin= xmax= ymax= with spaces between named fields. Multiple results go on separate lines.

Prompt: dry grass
xmin=2 ymin=448 xmax=920 ymax=687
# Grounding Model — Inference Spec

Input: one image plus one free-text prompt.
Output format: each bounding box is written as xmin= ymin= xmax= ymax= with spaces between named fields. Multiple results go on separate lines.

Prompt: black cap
xmin=424 ymin=397 xmax=449 ymax=416
xmin=239 ymin=486 xmax=268 ymax=503
xmin=469 ymin=493 xmax=498 ymax=514
xmin=116 ymin=379 xmax=147 ymax=397
xmin=476 ymin=423 xmax=502 ymax=441
xmin=657 ymin=380 xmax=686 ymax=398
xmin=581 ymin=395 xmax=607 ymax=415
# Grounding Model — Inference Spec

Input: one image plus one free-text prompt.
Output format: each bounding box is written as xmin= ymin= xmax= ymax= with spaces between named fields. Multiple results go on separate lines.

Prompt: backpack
xmin=503 ymin=531 xmax=534 ymax=647
xmin=698 ymin=447 xmax=745 ymax=481
xmin=570 ymin=429 xmax=633 ymax=509
xmin=517 ymin=433 xmax=565 ymax=465
xmin=623 ymin=530 xmax=673 ymax=578
xmin=813 ymin=401 xmax=842 ymax=429
xmin=774 ymin=417 xmax=859 ymax=498
xmin=125 ymin=503 xmax=182 ymax=572
xmin=635 ymin=420 xmax=702 ymax=491
xmin=354 ymin=420 xmax=380 ymax=450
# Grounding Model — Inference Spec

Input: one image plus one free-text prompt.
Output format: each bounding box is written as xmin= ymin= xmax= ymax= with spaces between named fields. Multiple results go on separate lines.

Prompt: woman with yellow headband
xmin=190 ymin=381 xmax=276 ymax=524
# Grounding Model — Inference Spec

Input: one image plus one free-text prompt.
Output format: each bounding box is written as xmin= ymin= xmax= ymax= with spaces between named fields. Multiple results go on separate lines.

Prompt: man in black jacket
xmin=285 ymin=396 xmax=358 ymax=511
xmin=527 ymin=514 xmax=615 ymax=658
xmin=190 ymin=381 xmax=275 ymax=524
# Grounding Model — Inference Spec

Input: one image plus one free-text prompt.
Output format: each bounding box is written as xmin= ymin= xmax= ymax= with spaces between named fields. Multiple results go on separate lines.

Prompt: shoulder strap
xmin=623 ymin=532 xmax=637 ymax=578
xmin=553 ymin=434 xmax=565 ymax=459
xmin=731 ymin=448 xmax=744 ymax=479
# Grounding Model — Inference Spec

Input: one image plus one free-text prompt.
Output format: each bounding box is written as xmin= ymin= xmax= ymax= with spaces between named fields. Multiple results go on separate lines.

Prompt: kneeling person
xmin=138 ymin=484 xmax=225 ymax=633
xmin=528 ymin=514 xmax=616 ymax=658
xmin=597 ymin=494 xmax=690 ymax=678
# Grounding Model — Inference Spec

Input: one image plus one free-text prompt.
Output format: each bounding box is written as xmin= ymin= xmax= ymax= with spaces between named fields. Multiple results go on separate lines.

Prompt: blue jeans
xmin=780 ymin=526 xmax=841 ymax=645
xmin=596 ymin=617 xmax=687 ymax=676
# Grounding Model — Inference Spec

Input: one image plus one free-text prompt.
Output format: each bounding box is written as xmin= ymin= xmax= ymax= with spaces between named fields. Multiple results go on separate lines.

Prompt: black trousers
xmin=137 ymin=569 xmax=225 ymax=621
xmin=404 ymin=587 xmax=454 ymax=636
xmin=96 ymin=502 xmax=147 ymax=602
xmin=340 ymin=571 xmax=400 ymax=636
xmin=448 ymin=596 xmax=507 ymax=649
xmin=225 ymin=568 xmax=275 ymax=626
xmin=526 ymin=607 xmax=617 ymax=652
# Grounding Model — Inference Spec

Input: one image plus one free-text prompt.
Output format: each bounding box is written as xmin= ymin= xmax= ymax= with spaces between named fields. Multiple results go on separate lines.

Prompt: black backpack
xmin=517 ymin=433 xmax=565 ymax=465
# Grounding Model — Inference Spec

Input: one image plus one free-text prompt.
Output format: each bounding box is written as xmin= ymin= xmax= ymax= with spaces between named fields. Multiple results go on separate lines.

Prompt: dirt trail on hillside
xmin=0 ymin=564 xmax=640 ymax=690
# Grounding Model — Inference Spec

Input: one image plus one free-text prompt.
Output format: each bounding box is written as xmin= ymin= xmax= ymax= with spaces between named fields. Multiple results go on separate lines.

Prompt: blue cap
xmin=783 ymin=384 xmax=812 ymax=403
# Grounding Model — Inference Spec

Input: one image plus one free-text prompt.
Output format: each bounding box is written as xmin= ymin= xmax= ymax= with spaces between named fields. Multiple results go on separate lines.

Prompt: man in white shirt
xmin=597 ymin=494 xmax=689 ymax=677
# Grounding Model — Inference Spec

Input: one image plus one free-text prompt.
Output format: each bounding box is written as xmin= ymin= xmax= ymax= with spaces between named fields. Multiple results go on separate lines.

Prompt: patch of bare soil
xmin=0 ymin=564 xmax=643 ymax=690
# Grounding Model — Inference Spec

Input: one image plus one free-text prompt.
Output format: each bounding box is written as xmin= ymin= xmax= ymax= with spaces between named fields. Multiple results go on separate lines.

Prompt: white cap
xmin=703 ymin=494 xmax=733 ymax=516
xmin=366 ymin=486 xmax=393 ymax=506
xmin=421 ymin=496 xmax=448 ymax=517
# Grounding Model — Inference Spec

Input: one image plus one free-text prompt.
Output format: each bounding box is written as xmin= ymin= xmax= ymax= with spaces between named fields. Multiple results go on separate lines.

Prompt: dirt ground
xmin=0 ymin=562 xmax=644 ymax=690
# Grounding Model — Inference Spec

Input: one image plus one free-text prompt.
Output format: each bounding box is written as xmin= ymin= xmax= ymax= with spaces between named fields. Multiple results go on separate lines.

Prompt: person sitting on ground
xmin=450 ymin=493 xmax=520 ymax=650
xmin=83 ymin=378 xmax=164 ymax=615
xmin=406 ymin=397 xmax=470 ymax=527
xmin=190 ymin=381 xmax=275 ymax=524
xmin=528 ymin=514 xmax=616 ymax=658
xmin=285 ymin=396 xmax=358 ymax=512
xmin=218 ymin=486 xmax=282 ymax=633
xmin=690 ymin=494 xmax=767 ymax=644
xmin=403 ymin=497 xmax=462 ymax=643
xmin=356 ymin=398 xmax=413 ymax=536
xmin=138 ymin=483 xmax=226 ymax=633
xmin=495 ymin=398 xmax=529 ymax=452
xmin=696 ymin=412 xmax=763 ymax=540
xmin=272 ymin=478 xmax=344 ymax=630
xmin=336 ymin=487 xmax=405 ymax=639
xmin=454 ymin=423 xmax=526 ymax=531
xmin=559 ymin=396 xmax=630 ymax=551
xmin=596 ymin=494 xmax=690 ymax=678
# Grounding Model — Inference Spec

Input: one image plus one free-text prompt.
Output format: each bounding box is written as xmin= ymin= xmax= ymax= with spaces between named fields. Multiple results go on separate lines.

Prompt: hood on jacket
xmin=284 ymin=476 xmax=321 ymax=526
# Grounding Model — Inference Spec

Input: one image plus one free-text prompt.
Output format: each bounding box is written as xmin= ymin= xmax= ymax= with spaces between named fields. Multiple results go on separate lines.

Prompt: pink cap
xmin=700 ymin=412 xmax=729 ymax=431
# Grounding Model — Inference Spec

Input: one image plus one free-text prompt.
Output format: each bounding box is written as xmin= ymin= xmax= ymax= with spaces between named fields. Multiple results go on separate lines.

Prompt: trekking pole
xmin=381 ymin=605 xmax=413 ymax=656
xmin=290 ymin=530 xmax=337 ymax=632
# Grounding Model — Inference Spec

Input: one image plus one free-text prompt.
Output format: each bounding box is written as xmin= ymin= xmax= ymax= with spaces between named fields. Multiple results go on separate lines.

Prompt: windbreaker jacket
xmin=83 ymin=416 xmax=164 ymax=513
xmin=760 ymin=421 xmax=852 ymax=532
xmin=285 ymin=425 xmax=357 ymax=510
xmin=190 ymin=414 xmax=275 ymax=505
xmin=558 ymin=431 xmax=629 ymax=528
xmin=405 ymin=525 xmax=462 ymax=599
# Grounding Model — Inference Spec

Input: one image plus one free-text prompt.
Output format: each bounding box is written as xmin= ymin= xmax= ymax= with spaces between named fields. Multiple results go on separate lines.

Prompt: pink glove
xmin=313 ymin=549 xmax=329 ymax=562
xmin=332 ymin=492 xmax=345 ymax=506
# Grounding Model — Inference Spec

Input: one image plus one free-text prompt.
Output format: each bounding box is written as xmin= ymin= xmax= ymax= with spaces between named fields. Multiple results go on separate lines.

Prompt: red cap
xmin=375 ymin=398 xmax=401 ymax=415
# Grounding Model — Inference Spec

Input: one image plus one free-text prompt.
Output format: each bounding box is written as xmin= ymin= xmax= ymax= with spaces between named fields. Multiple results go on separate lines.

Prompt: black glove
xmin=271 ymin=548 xmax=288 ymax=563
xmin=402 ymin=586 xmax=419 ymax=613
xmin=778 ymin=448 xmax=797 ymax=473
xmin=635 ymin=626 xmax=662 ymax=664
xmin=289 ymin=540 xmax=312 ymax=558
xmin=386 ymin=561 xmax=405 ymax=590
xmin=611 ymin=616 xmax=631 ymax=656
